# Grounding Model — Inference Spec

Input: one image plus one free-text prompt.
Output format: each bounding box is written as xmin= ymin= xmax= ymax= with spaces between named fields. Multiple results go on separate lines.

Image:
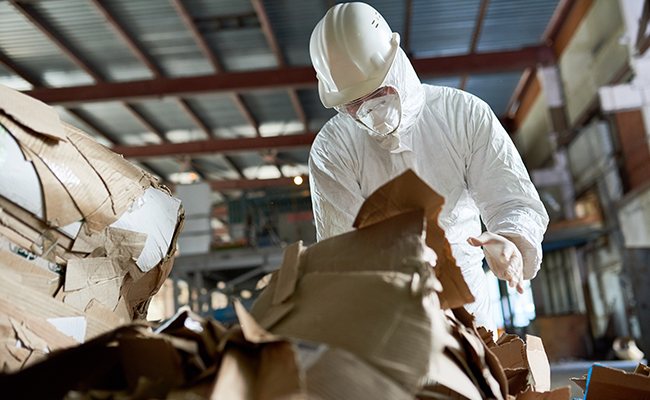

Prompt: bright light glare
xmin=293 ymin=176 xmax=304 ymax=185
xmin=189 ymin=172 xmax=197 ymax=181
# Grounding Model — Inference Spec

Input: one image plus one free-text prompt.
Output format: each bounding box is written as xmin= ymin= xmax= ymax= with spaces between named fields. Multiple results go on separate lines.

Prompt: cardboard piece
xmin=0 ymin=235 xmax=62 ymax=275
xmin=635 ymin=362 xmax=650 ymax=376
xmin=64 ymin=277 xmax=123 ymax=312
xmin=353 ymin=169 xmax=474 ymax=309
xmin=583 ymin=364 xmax=650 ymax=400
xmin=490 ymin=333 xmax=551 ymax=395
xmin=0 ymin=249 xmax=60 ymax=296
xmin=525 ymin=335 xmax=551 ymax=392
xmin=0 ymin=296 xmax=79 ymax=353
xmin=0 ymin=105 xmax=153 ymax=233
xmin=18 ymin=143 xmax=85 ymax=230
xmin=109 ymin=187 xmax=182 ymax=272
xmin=252 ymin=210 xmax=448 ymax=393
xmin=0 ymin=124 xmax=50 ymax=223
xmin=10 ymin=316 xmax=50 ymax=353
xmin=446 ymin=308 xmax=507 ymax=400
xmin=64 ymin=258 xmax=125 ymax=292
xmin=0 ymin=274 xmax=114 ymax=341
xmin=0 ymin=114 xmax=110 ymax=229
xmin=85 ymin=298 xmax=125 ymax=327
xmin=0 ymin=83 xmax=65 ymax=141
xmin=46 ymin=316 xmax=87 ymax=343
xmin=516 ymin=387 xmax=571 ymax=399
xmin=72 ymin=226 xmax=146 ymax=265
xmin=300 ymin=344 xmax=414 ymax=400
xmin=271 ymin=241 xmax=304 ymax=306
xmin=0 ymin=203 xmax=76 ymax=265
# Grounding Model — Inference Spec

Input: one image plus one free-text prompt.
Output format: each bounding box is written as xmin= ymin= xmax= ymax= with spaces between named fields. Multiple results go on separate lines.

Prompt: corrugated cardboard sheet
xmin=579 ymin=364 xmax=650 ymax=399
xmin=0 ymin=83 xmax=184 ymax=372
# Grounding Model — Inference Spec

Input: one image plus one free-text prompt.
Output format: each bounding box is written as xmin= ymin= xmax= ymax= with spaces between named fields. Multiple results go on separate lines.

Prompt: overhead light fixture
xmin=293 ymin=175 xmax=303 ymax=185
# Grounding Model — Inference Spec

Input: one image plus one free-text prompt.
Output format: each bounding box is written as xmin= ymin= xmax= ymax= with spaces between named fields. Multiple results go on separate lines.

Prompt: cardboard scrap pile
xmin=0 ymin=84 xmax=185 ymax=373
xmin=0 ymin=170 xmax=570 ymax=399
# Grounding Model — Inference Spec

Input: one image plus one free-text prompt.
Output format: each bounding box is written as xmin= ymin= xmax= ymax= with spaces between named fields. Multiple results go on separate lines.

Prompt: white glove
xmin=467 ymin=232 xmax=524 ymax=294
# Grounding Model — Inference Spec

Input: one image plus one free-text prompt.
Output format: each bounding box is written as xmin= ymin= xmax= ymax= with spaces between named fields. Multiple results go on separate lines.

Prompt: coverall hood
xmin=350 ymin=47 xmax=426 ymax=151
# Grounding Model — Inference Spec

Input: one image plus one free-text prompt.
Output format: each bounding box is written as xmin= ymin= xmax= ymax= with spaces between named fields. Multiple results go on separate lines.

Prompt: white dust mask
xmin=355 ymin=92 xmax=401 ymax=136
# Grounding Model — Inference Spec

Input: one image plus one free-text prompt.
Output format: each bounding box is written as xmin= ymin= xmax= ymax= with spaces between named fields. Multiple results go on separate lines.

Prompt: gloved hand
xmin=467 ymin=232 xmax=524 ymax=294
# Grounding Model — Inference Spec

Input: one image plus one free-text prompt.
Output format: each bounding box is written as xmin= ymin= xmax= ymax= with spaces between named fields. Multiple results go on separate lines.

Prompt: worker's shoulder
xmin=314 ymin=115 xmax=357 ymax=141
xmin=310 ymin=115 xmax=358 ymax=154
xmin=422 ymin=84 xmax=490 ymax=110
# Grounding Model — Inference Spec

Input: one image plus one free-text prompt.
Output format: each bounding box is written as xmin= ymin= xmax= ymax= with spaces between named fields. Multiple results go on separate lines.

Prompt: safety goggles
xmin=335 ymin=86 xmax=401 ymax=136
xmin=335 ymin=86 xmax=396 ymax=120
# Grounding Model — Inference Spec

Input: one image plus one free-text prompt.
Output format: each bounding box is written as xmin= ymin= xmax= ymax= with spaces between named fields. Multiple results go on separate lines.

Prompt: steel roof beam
xmin=87 ymin=0 xmax=164 ymax=78
xmin=9 ymin=0 xmax=104 ymax=83
xmin=0 ymin=49 xmax=43 ymax=87
xmin=637 ymin=0 xmax=650 ymax=55
xmin=24 ymin=45 xmax=554 ymax=106
xmin=207 ymin=175 xmax=308 ymax=191
xmin=168 ymin=176 xmax=308 ymax=194
xmin=403 ymin=0 xmax=413 ymax=55
xmin=139 ymin=161 xmax=169 ymax=181
xmin=122 ymin=102 xmax=169 ymax=143
xmin=251 ymin=0 xmax=309 ymax=134
xmin=251 ymin=0 xmax=285 ymax=67
xmin=65 ymin=107 xmax=122 ymax=144
xmin=460 ymin=0 xmax=490 ymax=91
xmin=174 ymin=98 xmax=245 ymax=179
xmin=166 ymin=2 xmax=251 ymax=179
xmin=288 ymin=89 xmax=309 ymax=132
xmin=111 ymin=132 xmax=317 ymax=160
xmin=170 ymin=0 xmax=223 ymax=73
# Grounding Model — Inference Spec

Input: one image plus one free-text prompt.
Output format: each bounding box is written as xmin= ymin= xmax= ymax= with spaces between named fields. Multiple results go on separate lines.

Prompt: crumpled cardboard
xmin=0 ymin=304 xmax=418 ymax=400
xmin=488 ymin=333 xmax=551 ymax=396
xmin=571 ymin=363 xmax=650 ymax=399
xmin=252 ymin=170 xmax=509 ymax=399
xmin=1 ymin=169 xmax=564 ymax=400
xmin=251 ymin=209 xmax=449 ymax=393
xmin=353 ymin=169 xmax=475 ymax=309
xmin=0 ymin=83 xmax=185 ymax=371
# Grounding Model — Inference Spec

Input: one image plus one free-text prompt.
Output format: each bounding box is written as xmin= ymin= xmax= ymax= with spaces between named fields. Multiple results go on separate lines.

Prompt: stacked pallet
xmin=0 ymin=84 xmax=184 ymax=372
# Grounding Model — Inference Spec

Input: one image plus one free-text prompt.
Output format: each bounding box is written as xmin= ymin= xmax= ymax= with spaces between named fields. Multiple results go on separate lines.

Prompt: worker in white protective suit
xmin=308 ymin=2 xmax=549 ymax=332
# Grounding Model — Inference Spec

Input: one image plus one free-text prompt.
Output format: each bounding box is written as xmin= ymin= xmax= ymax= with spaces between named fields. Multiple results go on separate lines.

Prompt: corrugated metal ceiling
xmin=0 ymin=0 xmax=563 ymax=197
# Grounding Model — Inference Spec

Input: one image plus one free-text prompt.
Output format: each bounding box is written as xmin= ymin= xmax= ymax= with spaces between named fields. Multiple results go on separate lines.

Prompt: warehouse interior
xmin=1 ymin=0 xmax=650 ymax=395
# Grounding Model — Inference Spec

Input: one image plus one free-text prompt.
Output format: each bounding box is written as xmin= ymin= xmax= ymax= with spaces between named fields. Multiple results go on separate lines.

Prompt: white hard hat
xmin=309 ymin=2 xmax=401 ymax=108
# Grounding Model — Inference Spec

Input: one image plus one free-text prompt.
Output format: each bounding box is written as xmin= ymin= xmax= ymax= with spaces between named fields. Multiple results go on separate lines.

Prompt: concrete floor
xmin=550 ymin=360 xmax=643 ymax=399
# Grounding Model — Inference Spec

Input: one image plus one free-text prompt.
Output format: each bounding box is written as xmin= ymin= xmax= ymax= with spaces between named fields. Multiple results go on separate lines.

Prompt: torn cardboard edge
xmin=0 ymin=201 xmax=75 ymax=266
xmin=577 ymin=363 xmax=650 ymax=399
xmin=0 ymin=83 xmax=65 ymax=141
xmin=487 ymin=332 xmax=551 ymax=397
xmin=0 ymin=296 xmax=80 ymax=353
xmin=515 ymin=386 xmax=571 ymax=399
xmin=0 ymin=94 xmax=157 ymax=235
xmin=0 ymin=273 xmax=118 ymax=342
xmin=352 ymin=169 xmax=474 ymax=309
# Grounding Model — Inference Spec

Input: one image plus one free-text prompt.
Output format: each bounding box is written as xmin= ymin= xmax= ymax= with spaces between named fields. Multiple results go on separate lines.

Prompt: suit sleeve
xmin=308 ymin=133 xmax=365 ymax=241
xmin=465 ymin=97 xmax=549 ymax=279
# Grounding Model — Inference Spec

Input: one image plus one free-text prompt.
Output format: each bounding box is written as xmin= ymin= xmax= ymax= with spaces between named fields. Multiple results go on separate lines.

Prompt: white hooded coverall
xmin=308 ymin=48 xmax=549 ymax=331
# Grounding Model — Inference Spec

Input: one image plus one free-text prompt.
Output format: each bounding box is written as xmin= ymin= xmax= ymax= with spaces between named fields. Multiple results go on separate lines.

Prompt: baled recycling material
xmin=0 ymin=83 xmax=185 ymax=373
xmin=0 ymin=168 xmax=572 ymax=399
